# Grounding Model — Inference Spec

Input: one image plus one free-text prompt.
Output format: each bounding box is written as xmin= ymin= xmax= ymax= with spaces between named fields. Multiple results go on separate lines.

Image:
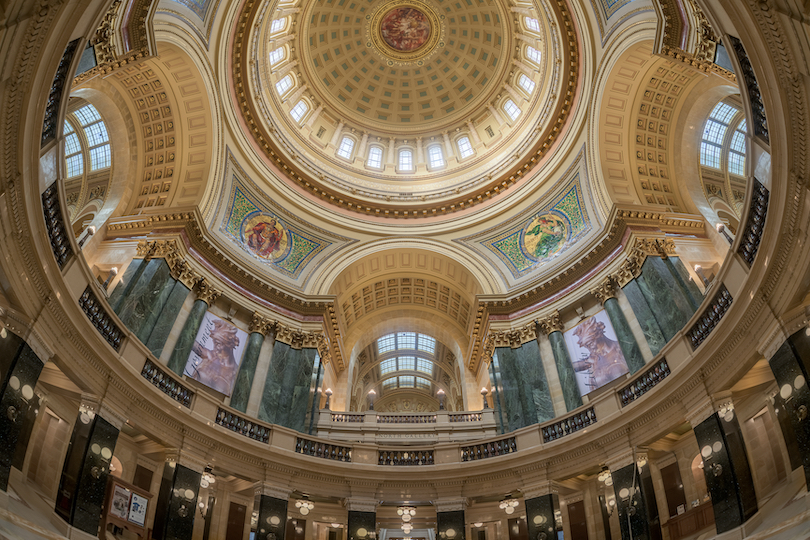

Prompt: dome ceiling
xmin=233 ymin=0 xmax=580 ymax=218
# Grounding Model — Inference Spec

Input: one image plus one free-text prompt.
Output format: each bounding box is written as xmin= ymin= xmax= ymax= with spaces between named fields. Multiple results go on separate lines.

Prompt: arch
xmin=517 ymin=72 xmax=536 ymax=96
xmin=502 ymin=98 xmax=521 ymax=122
xmin=269 ymin=45 xmax=287 ymax=66
xmin=290 ymin=99 xmax=310 ymax=123
xmin=274 ymin=74 xmax=295 ymax=98
xmin=525 ymin=44 xmax=542 ymax=66
xmin=270 ymin=17 xmax=288 ymax=34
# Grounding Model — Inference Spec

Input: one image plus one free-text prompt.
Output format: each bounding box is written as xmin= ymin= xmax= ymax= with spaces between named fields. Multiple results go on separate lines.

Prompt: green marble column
xmin=621 ymin=279 xmax=667 ymax=356
xmin=493 ymin=344 xmax=554 ymax=431
xmin=109 ymin=257 xmax=146 ymax=313
xmin=636 ymin=257 xmax=692 ymax=340
xmin=257 ymin=342 xmax=318 ymax=432
xmin=230 ymin=329 xmax=265 ymax=412
xmin=604 ymin=297 xmax=646 ymax=374
xmin=167 ymin=299 xmax=208 ymax=376
xmin=666 ymin=256 xmax=704 ymax=311
xmin=547 ymin=331 xmax=583 ymax=411
xmin=145 ymin=280 xmax=191 ymax=358
xmin=117 ymin=259 xmax=173 ymax=339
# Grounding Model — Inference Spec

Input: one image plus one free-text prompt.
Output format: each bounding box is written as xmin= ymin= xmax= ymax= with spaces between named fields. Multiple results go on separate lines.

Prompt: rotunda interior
xmin=1 ymin=0 xmax=810 ymax=539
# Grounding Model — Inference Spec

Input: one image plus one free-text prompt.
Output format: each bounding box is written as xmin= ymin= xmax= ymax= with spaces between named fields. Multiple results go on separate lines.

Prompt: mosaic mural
xmin=470 ymin=176 xmax=590 ymax=279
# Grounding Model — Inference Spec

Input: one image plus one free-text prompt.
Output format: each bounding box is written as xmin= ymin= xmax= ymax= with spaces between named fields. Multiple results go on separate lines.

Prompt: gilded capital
xmin=590 ymin=277 xmax=617 ymax=305
xmin=536 ymin=311 xmax=563 ymax=335
xmin=482 ymin=332 xmax=496 ymax=362
xmin=507 ymin=329 xmax=522 ymax=349
xmin=249 ymin=312 xmax=266 ymax=334
xmin=194 ymin=278 xmax=222 ymax=305
xmin=614 ymin=248 xmax=646 ymax=287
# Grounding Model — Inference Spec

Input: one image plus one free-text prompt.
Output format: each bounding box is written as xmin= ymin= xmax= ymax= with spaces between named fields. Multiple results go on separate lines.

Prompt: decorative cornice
xmin=536 ymin=311 xmax=563 ymax=335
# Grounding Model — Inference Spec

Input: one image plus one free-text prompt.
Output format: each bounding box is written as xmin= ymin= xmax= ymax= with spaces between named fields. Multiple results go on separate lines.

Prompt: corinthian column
xmin=537 ymin=311 xmax=582 ymax=411
xmin=590 ymin=277 xmax=645 ymax=374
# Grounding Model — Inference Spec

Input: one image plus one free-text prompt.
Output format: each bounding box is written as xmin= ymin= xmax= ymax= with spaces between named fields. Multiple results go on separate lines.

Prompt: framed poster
xmin=563 ymin=310 xmax=629 ymax=396
xmin=183 ymin=312 xmax=247 ymax=395
xmin=128 ymin=492 xmax=148 ymax=526
xmin=109 ymin=484 xmax=131 ymax=520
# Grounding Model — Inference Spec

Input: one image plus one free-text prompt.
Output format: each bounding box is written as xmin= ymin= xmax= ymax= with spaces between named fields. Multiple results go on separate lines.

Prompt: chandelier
xmin=200 ymin=466 xmax=216 ymax=489
xmin=597 ymin=468 xmax=613 ymax=486
xmin=295 ymin=499 xmax=314 ymax=515
xmin=499 ymin=498 xmax=519 ymax=515
xmin=399 ymin=505 xmax=416 ymax=533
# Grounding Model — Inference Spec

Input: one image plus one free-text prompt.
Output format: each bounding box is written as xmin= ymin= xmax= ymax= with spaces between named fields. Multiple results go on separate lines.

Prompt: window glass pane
xmin=525 ymin=17 xmax=540 ymax=32
xmin=737 ymin=120 xmax=747 ymax=133
xmin=65 ymin=132 xmax=81 ymax=156
xmin=337 ymin=136 xmax=355 ymax=159
xmin=730 ymin=130 xmax=746 ymax=154
xmin=84 ymin=121 xmax=109 ymax=146
xmin=73 ymin=105 xmax=101 ymax=126
xmin=383 ymin=378 xmax=397 ymax=389
xmin=269 ymin=47 xmax=285 ymax=65
xmin=89 ymin=144 xmax=111 ymax=170
xmin=457 ymin=136 xmax=473 ymax=159
xmin=503 ymin=99 xmax=521 ymax=121
xmin=416 ymin=358 xmax=433 ymax=374
xmin=380 ymin=358 xmax=397 ymax=374
xmin=275 ymin=75 xmax=293 ymax=95
xmin=377 ymin=333 xmax=396 ymax=354
xmin=428 ymin=145 xmax=444 ymax=168
xmin=728 ymin=152 xmax=746 ymax=176
xmin=397 ymin=332 xmax=416 ymax=349
xmin=700 ymin=142 xmax=721 ymax=168
xmin=290 ymin=100 xmax=308 ymax=122
xmin=64 ymin=121 xmax=75 ymax=135
xmin=399 ymin=376 xmax=415 ymax=388
xmin=518 ymin=73 xmax=535 ymax=94
xmin=709 ymin=102 xmax=737 ymax=124
xmin=526 ymin=46 xmax=541 ymax=65
xmin=367 ymin=146 xmax=383 ymax=168
xmin=417 ymin=335 xmax=435 ymax=353
xmin=270 ymin=18 xmax=286 ymax=33
xmin=703 ymin=120 xmax=728 ymax=145
xmin=415 ymin=377 xmax=430 ymax=390
xmin=398 ymin=149 xmax=413 ymax=170
xmin=398 ymin=356 xmax=416 ymax=371
xmin=66 ymin=154 xmax=84 ymax=178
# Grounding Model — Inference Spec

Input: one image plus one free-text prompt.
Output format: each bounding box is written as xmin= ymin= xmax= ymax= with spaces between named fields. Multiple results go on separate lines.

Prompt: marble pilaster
xmin=666 ymin=257 xmax=704 ymax=311
xmin=257 ymin=343 xmax=319 ymax=432
xmin=117 ymin=259 xmax=168 ymax=338
xmin=538 ymin=312 xmax=582 ymax=411
xmin=145 ymin=280 xmax=191 ymax=358
xmin=604 ymin=298 xmax=646 ymax=374
xmin=246 ymin=325 xmax=277 ymax=418
xmin=108 ymin=257 xmax=146 ymax=312
xmin=230 ymin=314 xmax=273 ymax=412
xmin=636 ymin=257 xmax=691 ymax=341
xmin=493 ymin=344 xmax=554 ymax=431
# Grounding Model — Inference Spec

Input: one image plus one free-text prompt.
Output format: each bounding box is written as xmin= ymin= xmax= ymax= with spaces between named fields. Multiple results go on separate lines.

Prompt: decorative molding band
xmin=377 ymin=414 xmax=436 ymax=424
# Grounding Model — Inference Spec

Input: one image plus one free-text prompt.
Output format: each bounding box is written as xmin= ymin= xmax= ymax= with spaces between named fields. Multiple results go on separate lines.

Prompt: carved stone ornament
xmin=634 ymin=237 xmax=676 ymax=258
xmin=136 ymin=239 xmax=178 ymax=260
xmin=613 ymin=248 xmax=646 ymax=287
xmin=536 ymin=311 xmax=564 ymax=335
xmin=590 ymin=277 xmax=618 ymax=305
xmin=507 ymin=329 xmax=522 ymax=349
xmin=482 ymin=332 xmax=496 ymax=362
xmin=194 ymin=278 xmax=222 ymax=305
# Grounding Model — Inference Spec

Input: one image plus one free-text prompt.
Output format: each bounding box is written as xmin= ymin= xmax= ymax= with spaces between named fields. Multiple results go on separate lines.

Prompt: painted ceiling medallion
xmin=366 ymin=0 xmax=443 ymax=65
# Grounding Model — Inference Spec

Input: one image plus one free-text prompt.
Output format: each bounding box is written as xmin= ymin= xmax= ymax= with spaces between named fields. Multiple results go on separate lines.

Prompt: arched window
xmin=503 ymin=99 xmax=521 ymax=121
xmin=728 ymin=120 xmax=747 ymax=177
xmin=64 ymin=121 xmax=83 ymax=178
xmin=457 ymin=136 xmax=474 ymax=159
xmin=337 ymin=136 xmax=355 ymax=159
xmin=270 ymin=18 xmax=286 ymax=33
xmin=518 ymin=73 xmax=535 ymax=94
xmin=526 ymin=46 xmax=542 ymax=65
xmin=275 ymin=75 xmax=293 ymax=96
xmin=700 ymin=102 xmax=739 ymax=169
xmin=428 ymin=145 xmax=445 ymax=168
xmin=398 ymin=148 xmax=414 ymax=171
xmin=525 ymin=17 xmax=540 ymax=33
xmin=367 ymin=146 xmax=383 ymax=169
xmin=72 ymin=104 xmax=110 ymax=171
xmin=269 ymin=47 xmax=285 ymax=66
xmin=290 ymin=100 xmax=309 ymax=123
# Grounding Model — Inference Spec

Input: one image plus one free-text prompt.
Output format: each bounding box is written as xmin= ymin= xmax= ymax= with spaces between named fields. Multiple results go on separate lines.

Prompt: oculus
xmin=380 ymin=7 xmax=431 ymax=52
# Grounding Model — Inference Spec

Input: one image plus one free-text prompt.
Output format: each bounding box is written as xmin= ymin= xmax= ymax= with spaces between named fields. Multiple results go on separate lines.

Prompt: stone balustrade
xmin=377 ymin=413 xmax=437 ymax=423
xmin=215 ymin=408 xmax=272 ymax=444
xmin=738 ymin=179 xmax=769 ymax=266
xmin=460 ymin=436 xmax=517 ymax=461
xmin=141 ymin=358 xmax=194 ymax=408
xmin=295 ymin=437 xmax=352 ymax=462
xmin=331 ymin=413 xmax=364 ymax=422
xmin=378 ymin=449 xmax=434 ymax=465
xmin=686 ymin=285 xmax=733 ymax=350
xmin=42 ymin=183 xmax=74 ymax=270
xmin=619 ymin=358 xmax=671 ymax=407
xmin=541 ymin=408 xmax=597 ymax=443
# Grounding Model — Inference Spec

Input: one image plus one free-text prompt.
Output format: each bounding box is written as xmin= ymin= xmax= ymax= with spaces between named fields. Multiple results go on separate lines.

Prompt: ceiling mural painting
xmin=456 ymin=150 xmax=595 ymax=282
xmin=162 ymin=0 xmax=216 ymax=20
xmin=215 ymin=150 xmax=358 ymax=288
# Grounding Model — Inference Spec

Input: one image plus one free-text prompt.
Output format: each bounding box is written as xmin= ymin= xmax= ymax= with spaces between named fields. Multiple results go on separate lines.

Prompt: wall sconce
xmin=437 ymin=388 xmax=445 ymax=410
xmin=368 ymin=389 xmax=376 ymax=411
xmin=481 ymin=387 xmax=489 ymax=409
xmin=499 ymin=498 xmax=519 ymax=515
xmin=78 ymin=226 xmax=96 ymax=249
xmin=716 ymin=223 xmax=733 ymax=244
xmin=597 ymin=467 xmax=613 ymax=486
xmin=325 ymin=388 xmax=332 ymax=410
xmin=295 ymin=499 xmax=314 ymax=515
xmin=200 ymin=465 xmax=216 ymax=489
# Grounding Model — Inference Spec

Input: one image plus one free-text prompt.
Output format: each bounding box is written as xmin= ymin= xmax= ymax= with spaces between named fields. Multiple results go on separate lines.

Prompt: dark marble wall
xmin=230 ymin=332 xmax=265 ymax=412
xmin=603 ymin=298 xmax=645 ymax=374
xmin=525 ymin=494 xmax=560 ymax=540
xmin=0 ymin=342 xmax=44 ymax=490
xmin=55 ymin=414 xmax=120 ymax=535
xmin=548 ymin=332 xmax=583 ymax=411
xmin=255 ymin=494 xmax=287 ymax=540
xmin=347 ymin=510 xmax=376 ymax=540
xmin=493 ymin=345 xmax=554 ymax=432
xmin=621 ymin=280 xmax=667 ymax=357
xmin=436 ymin=509 xmax=466 ymax=540
xmin=167 ymin=299 xmax=208 ymax=375
xmin=152 ymin=463 xmax=201 ymax=540
xmin=693 ymin=413 xmax=757 ymax=534
xmin=258 ymin=344 xmax=319 ymax=432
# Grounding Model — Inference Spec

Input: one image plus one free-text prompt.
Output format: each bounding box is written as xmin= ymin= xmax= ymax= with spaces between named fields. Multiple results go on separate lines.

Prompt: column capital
xmin=613 ymin=247 xmax=647 ymax=287
xmin=590 ymin=277 xmax=618 ymax=305
xmin=254 ymin=481 xmax=292 ymax=500
xmin=136 ymin=239 xmax=176 ymax=259
xmin=194 ymin=278 xmax=222 ymax=305
xmin=249 ymin=313 xmax=278 ymax=337
xmin=345 ymin=497 xmax=378 ymax=513
xmin=536 ymin=311 xmax=563 ymax=335
xmin=434 ymin=498 xmax=467 ymax=512
xmin=522 ymin=481 xmax=562 ymax=499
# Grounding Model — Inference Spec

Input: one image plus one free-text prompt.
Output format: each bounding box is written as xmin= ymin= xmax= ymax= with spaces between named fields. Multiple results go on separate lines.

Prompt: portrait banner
xmin=184 ymin=312 xmax=247 ymax=395
xmin=563 ymin=310 xmax=629 ymax=396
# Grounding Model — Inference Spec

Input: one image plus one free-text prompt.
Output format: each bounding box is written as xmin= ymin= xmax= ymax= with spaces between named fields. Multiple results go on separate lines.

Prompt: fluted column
xmin=537 ymin=312 xmax=582 ymax=411
xmin=466 ymin=120 xmax=482 ymax=146
xmin=329 ymin=120 xmax=344 ymax=147
xmin=167 ymin=279 xmax=221 ymax=376
xmin=304 ymin=103 xmax=323 ymax=127
xmin=230 ymin=314 xmax=275 ymax=412
xmin=590 ymin=277 xmax=646 ymax=374
xmin=487 ymin=103 xmax=506 ymax=125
